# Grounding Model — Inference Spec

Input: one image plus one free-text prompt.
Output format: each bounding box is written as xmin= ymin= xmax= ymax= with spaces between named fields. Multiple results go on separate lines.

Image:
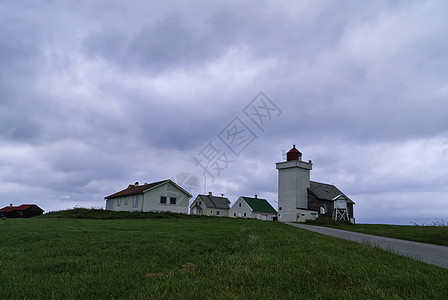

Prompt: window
xmin=279 ymin=207 xmax=282 ymax=211
xmin=170 ymin=197 xmax=176 ymax=205
xmin=211 ymin=210 xmax=213 ymax=214
xmin=160 ymin=196 xmax=167 ymax=204
xmin=125 ymin=197 xmax=128 ymax=205
xmin=133 ymin=195 xmax=139 ymax=207
xmin=234 ymin=213 xmax=236 ymax=217
xmin=244 ymin=213 xmax=246 ymax=217
xmin=216 ymin=211 xmax=220 ymax=216
xmin=239 ymin=203 xmax=242 ymax=207
xmin=117 ymin=198 xmax=121 ymax=206
xmin=199 ymin=201 xmax=202 ymax=205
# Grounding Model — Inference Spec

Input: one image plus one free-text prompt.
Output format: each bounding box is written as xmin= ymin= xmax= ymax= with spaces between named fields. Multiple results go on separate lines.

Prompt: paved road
xmin=287 ymin=223 xmax=448 ymax=269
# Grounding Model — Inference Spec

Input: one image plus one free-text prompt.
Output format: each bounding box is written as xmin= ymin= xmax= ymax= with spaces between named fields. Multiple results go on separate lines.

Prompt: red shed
xmin=0 ymin=204 xmax=44 ymax=218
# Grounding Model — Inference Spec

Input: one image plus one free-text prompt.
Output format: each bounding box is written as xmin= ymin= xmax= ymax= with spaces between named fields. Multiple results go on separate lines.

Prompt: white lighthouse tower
xmin=276 ymin=145 xmax=317 ymax=222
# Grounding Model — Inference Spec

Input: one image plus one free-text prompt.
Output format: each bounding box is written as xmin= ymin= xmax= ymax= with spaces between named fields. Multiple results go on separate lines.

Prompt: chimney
xmin=9 ymin=203 xmax=13 ymax=208
xmin=208 ymin=191 xmax=212 ymax=196
xmin=254 ymin=195 xmax=258 ymax=199
xmin=135 ymin=182 xmax=139 ymax=187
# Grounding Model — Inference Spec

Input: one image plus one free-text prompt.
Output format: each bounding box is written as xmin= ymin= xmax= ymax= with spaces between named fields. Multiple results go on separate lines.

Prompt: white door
xmin=261 ymin=214 xmax=268 ymax=221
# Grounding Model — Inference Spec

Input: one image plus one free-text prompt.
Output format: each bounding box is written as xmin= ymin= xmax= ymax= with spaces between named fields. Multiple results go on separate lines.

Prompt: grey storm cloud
xmin=0 ymin=0 xmax=448 ymax=224
xmin=82 ymin=13 xmax=238 ymax=73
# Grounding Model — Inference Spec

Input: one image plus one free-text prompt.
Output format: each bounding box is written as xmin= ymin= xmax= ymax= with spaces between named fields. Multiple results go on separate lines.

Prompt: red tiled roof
xmin=0 ymin=204 xmax=43 ymax=212
xmin=105 ymin=180 xmax=169 ymax=199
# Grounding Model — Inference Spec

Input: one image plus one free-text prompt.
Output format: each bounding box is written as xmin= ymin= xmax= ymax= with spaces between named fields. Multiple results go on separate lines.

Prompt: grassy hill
xmin=1 ymin=210 xmax=447 ymax=299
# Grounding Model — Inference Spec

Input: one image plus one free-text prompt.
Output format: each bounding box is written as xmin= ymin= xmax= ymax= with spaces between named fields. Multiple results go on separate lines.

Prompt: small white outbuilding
xmin=229 ymin=196 xmax=277 ymax=221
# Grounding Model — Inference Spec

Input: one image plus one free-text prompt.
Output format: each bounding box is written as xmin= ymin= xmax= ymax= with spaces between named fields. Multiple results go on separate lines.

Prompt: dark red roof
xmin=105 ymin=180 xmax=169 ymax=199
xmin=287 ymin=144 xmax=302 ymax=161
xmin=0 ymin=204 xmax=44 ymax=212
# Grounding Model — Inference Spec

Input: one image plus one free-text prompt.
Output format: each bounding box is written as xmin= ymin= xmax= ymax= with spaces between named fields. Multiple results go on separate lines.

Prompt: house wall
xmin=296 ymin=209 xmax=318 ymax=222
xmin=251 ymin=211 xmax=276 ymax=221
xmin=348 ymin=203 xmax=354 ymax=219
xmin=206 ymin=208 xmax=229 ymax=217
xmin=189 ymin=196 xmax=229 ymax=217
xmin=142 ymin=182 xmax=189 ymax=214
xmin=229 ymin=197 xmax=253 ymax=218
xmin=308 ymin=193 xmax=333 ymax=219
xmin=106 ymin=182 xmax=190 ymax=214
xmin=190 ymin=196 xmax=204 ymax=215
xmin=107 ymin=195 xmax=142 ymax=212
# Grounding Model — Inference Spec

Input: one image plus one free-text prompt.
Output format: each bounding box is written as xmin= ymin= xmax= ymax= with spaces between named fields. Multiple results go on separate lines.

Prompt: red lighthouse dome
xmin=286 ymin=145 xmax=302 ymax=161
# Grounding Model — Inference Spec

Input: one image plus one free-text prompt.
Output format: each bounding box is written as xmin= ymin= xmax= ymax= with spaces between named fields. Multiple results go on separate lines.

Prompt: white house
xmin=229 ymin=196 xmax=277 ymax=221
xmin=105 ymin=179 xmax=192 ymax=214
xmin=190 ymin=192 xmax=230 ymax=217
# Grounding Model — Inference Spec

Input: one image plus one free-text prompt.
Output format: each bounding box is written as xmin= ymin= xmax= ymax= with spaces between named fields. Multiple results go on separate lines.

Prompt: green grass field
xmin=308 ymin=221 xmax=448 ymax=247
xmin=1 ymin=211 xmax=448 ymax=299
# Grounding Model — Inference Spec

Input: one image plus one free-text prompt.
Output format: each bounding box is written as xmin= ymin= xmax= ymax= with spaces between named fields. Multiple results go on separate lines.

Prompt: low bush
xmin=303 ymin=218 xmax=354 ymax=226
xmin=41 ymin=208 xmax=206 ymax=220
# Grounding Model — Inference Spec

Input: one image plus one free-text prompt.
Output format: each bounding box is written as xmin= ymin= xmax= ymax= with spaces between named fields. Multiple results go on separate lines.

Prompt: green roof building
xmin=229 ymin=195 xmax=277 ymax=221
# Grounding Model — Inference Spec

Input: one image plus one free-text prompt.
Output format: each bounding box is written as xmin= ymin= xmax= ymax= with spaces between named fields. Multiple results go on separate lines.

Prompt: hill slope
xmin=1 ymin=214 xmax=447 ymax=299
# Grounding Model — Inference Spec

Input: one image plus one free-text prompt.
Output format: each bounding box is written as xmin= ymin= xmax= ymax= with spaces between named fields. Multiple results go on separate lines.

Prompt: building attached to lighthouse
xmin=276 ymin=145 xmax=355 ymax=223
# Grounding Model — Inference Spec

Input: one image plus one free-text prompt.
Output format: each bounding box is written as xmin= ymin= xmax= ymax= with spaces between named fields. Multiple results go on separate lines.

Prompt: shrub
xmin=303 ymin=218 xmax=354 ymax=226
xmin=41 ymin=208 xmax=205 ymax=220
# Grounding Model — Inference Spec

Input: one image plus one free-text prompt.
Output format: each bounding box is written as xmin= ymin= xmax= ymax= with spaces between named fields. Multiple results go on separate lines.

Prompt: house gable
xmin=190 ymin=194 xmax=230 ymax=217
xmin=229 ymin=197 xmax=253 ymax=218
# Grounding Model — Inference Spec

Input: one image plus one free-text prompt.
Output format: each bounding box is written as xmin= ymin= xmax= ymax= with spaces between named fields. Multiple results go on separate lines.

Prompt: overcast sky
xmin=1 ymin=0 xmax=447 ymax=224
